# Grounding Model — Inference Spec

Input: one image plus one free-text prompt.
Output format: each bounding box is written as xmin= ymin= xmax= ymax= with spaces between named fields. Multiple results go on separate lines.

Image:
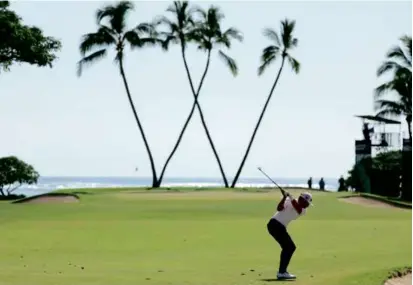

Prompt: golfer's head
xmin=298 ymin=192 xmax=313 ymax=208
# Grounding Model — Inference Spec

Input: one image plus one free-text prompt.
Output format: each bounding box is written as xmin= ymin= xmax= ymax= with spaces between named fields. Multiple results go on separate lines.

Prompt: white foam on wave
xmin=13 ymin=178 xmax=337 ymax=197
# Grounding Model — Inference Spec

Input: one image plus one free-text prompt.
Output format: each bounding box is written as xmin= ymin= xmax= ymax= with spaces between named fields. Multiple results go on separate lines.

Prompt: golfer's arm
xmin=291 ymin=199 xmax=303 ymax=214
xmin=277 ymin=196 xmax=287 ymax=211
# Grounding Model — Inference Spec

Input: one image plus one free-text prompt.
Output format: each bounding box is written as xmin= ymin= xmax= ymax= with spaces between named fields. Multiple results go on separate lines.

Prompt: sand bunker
xmin=13 ymin=193 xmax=79 ymax=204
xmin=340 ymin=196 xmax=407 ymax=209
xmin=385 ymin=272 xmax=412 ymax=285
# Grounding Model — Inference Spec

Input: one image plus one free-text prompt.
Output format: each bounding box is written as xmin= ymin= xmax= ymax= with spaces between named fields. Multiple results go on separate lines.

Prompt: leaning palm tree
xmin=375 ymin=35 xmax=412 ymax=141
xmin=77 ymin=1 xmax=161 ymax=187
xmin=154 ymin=2 xmax=243 ymax=187
xmin=230 ymin=19 xmax=300 ymax=188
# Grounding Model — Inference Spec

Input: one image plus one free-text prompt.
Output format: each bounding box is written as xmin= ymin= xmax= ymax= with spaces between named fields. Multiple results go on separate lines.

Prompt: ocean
xmin=13 ymin=176 xmax=339 ymax=197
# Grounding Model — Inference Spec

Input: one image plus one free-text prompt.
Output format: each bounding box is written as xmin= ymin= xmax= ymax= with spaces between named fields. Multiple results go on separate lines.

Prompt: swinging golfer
xmin=266 ymin=191 xmax=312 ymax=280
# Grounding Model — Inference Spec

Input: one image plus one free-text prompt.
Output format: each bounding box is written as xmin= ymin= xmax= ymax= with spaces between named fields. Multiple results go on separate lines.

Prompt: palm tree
xmin=230 ymin=19 xmax=300 ymax=188
xmin=154 ymin=2 xmax=243 ymax=187
xmin=375 ymin=35 xmax=412 ymax=142
xmin=77 ymin=1 xmax=161 ymax=187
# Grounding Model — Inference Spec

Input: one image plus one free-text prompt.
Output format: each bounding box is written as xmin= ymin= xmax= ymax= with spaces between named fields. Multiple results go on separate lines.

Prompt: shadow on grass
xmin=259 ymin=278 xmax=296 ymax=282
xmin=72 ymin=191 xmax=94 ymax=195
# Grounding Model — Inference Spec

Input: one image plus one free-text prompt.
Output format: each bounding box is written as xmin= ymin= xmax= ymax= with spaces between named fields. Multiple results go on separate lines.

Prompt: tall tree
xmin=0 ymin=0 xmax=61 ymax=72
xmin=154 ymin=2 xmax=242 ymax=187
xmin=230 ymin=19 xmax=300 ymax=188
xmin=375 ymin=35 xmax=412 ymax=141
xmin=77 ymin=1 xmax=161 ymax=187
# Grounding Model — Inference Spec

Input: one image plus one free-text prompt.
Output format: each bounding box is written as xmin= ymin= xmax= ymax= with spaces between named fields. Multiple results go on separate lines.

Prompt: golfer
xmin=266 ymin=191 xmax=312 ymax=280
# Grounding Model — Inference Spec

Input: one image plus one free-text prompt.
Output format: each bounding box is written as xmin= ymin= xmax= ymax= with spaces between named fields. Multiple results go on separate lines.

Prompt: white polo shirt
xmin=272 ymin=197 xmax=306 ymax=227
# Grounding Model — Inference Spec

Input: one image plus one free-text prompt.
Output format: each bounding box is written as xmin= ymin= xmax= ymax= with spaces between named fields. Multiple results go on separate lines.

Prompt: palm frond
xmin=258 ymin=46 xmax=279 ymax=75
xmin=223 ymin=27 xmax=243 ymax=42
xmin=79 ymin=27 xmax=116 ymax=56
xmin=400 ymin=35 xmax=412 ymax=60
xmin=376 ymin=109 xmax=403 ymax=119
xmin=96 ymin=5 xmax=115 ymax=24
xmin=374 ymin=81 xmax=395 ymax=99
xmin=280 ymin=18 xmax=296 ymax=48
xmin=77 ymin=48 xmax=107 ymax=77
xmin=158 ymin=0 xmax=197 ymax=49
xmin=375 ymin=71 xmax=411 ymax=98
xmin=260 ymin=45 xmax=280 ymax=63
xmin=287 ymin=55 xmax=300 ymax=73
xmin=169 ymin=1 xmax=195 ymax=28
xmin=134 ymin=22 xmax=157 ymax=36
xmin=218 ymin=50 xmax=238 ymax=76
xmin=386 ymin=46 xmax=411 ymax=68
xmin=204 ymin=5 xmax=225 ymax=25
xmin=96 ymin=1 xmax=134 ymax=34
xmin=257 ymin=55 xmax=276 ymax=76
xmin=167 ymin=1 xmax=187 ymax=16
xmin=375 ymin=99 xmax=405 ymax=116
xmin=124 ymin=30 xmax=161 ymax=49
xmin=196 ymin=39 xmax=212 ymax=52
xmin=377 ymin=61 xmax=405 ymax=77
xmin=193 ymin=6 xmax=207 ymax=20
xmin=160 ymin=34 xmax=180 ymax=50
xmin=153 ymin=15 xmax=173 ymax=28
xmin=263 ymin=28 xmax=281 ymax=47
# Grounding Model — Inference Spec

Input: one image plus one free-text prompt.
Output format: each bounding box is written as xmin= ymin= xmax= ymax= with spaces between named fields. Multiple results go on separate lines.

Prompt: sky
xmin=0 ymin=0 xmax=411 ymax=180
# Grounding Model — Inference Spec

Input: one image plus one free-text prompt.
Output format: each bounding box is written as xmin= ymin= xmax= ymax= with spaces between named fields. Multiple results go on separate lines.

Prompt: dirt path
xmin=385 ymin=273 xmax=412 ymax=285
xmin=339 ymin=196 xmax=407 ymax=209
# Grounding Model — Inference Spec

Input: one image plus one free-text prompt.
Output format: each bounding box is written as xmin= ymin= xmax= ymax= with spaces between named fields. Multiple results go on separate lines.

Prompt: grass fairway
xmin=0 ymin=188 xmax=411 ymax=285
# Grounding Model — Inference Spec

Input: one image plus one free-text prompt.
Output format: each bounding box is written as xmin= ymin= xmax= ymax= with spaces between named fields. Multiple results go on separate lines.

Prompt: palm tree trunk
xmin=157 ymin=50 xmax=212 ymax=185
xmin=230 ymin=56 xmax=286 ymax=188
xmin=180 ymin=46 xmax=229 ymax=188
xmin=118 ymin=56 xmax=159 ymax=188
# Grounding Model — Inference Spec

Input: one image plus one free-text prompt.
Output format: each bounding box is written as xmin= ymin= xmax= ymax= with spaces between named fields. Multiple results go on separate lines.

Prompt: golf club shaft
xmin=257 ymin=167 xmax=287 ymax=196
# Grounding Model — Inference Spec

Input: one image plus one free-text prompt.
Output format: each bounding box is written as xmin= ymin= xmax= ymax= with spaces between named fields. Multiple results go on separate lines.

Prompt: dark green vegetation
xmin=0 ymin=156 xmax=39 ymax=200
xmin=0 ymin=0 xmax=61 ymax=72
xmin=346 ymin=151 xmax=402 ymax=196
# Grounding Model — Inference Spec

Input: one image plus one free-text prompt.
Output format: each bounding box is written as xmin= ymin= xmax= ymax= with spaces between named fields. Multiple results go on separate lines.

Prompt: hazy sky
xmin=1 ymin=1 xmax=411 ymax=179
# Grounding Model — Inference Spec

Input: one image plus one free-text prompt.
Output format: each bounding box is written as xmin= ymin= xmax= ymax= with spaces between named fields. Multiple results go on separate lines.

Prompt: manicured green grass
xmin=0 ymin=188 xmax=411 ymax=285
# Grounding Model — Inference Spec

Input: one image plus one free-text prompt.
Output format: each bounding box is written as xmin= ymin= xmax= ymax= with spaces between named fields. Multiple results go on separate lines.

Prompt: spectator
xmin=338 ymin=176 xmax=346 ymax=191
xmin=307 ymin=177 xmax=312 ymax=189
xmin=319 ymin=178 xmax=325 ymax=191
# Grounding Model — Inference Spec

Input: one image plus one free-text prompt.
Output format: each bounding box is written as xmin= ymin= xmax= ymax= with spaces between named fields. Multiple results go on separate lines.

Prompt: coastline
xmin=13 ymin=176 xmax=339 ymax=197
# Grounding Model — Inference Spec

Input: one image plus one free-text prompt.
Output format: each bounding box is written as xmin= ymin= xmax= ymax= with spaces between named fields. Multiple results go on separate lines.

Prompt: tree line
xmin=1 ymin=0 xmax=411 ymax=191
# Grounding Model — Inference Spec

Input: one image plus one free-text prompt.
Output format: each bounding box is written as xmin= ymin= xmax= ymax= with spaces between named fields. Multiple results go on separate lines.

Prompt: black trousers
xmin=266 ymin=218 xmax=296 ymax=273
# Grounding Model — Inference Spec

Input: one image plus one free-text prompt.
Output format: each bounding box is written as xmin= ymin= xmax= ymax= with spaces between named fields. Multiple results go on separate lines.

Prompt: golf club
xmin=257 ymin=167 xmax=289 ymax=197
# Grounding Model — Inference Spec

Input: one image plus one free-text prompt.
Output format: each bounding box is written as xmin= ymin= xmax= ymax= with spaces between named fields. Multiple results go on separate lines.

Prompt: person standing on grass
xmin=307 ymin=177 xmax=312 ymax=189
xmin=319 ymin=178 xmax=325 ymax=190
xmin=266 ymin=191 xmax=312 ymax=280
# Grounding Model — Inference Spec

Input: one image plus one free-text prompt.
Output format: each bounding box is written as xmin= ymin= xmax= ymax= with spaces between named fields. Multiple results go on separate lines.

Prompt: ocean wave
xmin=13 ymin=178 xmax=337 ymax=197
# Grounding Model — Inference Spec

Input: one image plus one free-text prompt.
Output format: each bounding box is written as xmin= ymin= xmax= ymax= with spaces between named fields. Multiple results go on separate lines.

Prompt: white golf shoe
xmin=277 ymin=272 xmax=296 ymax=280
